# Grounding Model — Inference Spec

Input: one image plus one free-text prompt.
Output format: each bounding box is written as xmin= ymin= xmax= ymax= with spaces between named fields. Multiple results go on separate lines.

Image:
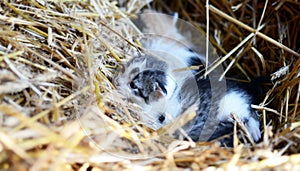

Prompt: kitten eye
xmin=129 ymin=81 xmax=137 ymax=89
xmin=158 ymin=114 xmax=165 ymax=123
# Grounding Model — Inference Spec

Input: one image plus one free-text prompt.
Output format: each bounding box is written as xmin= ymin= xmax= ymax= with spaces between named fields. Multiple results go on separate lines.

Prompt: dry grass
xmin=0 ymin=0 xmax=299 ymax=170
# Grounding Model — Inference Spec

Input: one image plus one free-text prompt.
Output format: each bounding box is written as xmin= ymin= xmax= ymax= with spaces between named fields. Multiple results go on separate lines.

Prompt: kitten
xmin=115 ymin=10 xmax=261 ymax=146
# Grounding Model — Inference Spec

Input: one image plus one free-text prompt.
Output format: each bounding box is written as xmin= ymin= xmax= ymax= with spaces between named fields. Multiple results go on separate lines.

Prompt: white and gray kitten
xmin=114 ymin=11 xmax=261 ymax=145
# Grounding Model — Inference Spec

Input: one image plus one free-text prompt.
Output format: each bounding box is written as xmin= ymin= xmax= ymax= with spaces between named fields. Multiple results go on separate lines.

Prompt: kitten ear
xmin=149 ymin=87 xmax=166 ymax=102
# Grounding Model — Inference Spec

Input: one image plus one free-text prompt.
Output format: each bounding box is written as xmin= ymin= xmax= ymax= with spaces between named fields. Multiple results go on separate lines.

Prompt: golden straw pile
xmin=0 ymin=0 xmax=299 ymax=170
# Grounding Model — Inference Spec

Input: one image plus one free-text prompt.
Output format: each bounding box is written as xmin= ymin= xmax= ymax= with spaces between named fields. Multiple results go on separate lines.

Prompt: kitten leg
xmin=217 ymin=90 xmax=261 ymax=141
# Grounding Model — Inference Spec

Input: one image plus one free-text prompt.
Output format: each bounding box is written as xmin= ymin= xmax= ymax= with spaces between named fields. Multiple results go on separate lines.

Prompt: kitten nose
xmin=158 ymin=114 xmax=165 ymax=123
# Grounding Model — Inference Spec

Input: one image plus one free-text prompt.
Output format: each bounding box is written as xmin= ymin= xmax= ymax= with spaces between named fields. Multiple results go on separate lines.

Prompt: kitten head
xmin=114 ymin=55 xmax=176 ymax=106
xmin=114 ymin=55 xmax=182 ymax=130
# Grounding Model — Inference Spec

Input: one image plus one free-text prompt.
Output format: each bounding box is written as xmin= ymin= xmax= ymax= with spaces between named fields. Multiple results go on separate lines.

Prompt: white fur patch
xmin=165 ymin=75 xmax=177 ymax=99
xmin=217 ymin=90 xmax=261 ymax=141
xmin=141 ymin=91 xmax=182 ymax=130
xmin=217 ymin=90 xmax=251 ymax=122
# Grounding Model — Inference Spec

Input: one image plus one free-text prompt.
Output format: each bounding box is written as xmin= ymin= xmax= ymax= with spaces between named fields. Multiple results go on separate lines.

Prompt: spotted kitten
xmin=115 ymin=10 xmax=261 ymax=146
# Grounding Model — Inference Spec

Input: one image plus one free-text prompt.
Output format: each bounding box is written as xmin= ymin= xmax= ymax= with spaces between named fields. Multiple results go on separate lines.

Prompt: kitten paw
xmin=246 ymin=117 xmax=261 ymax=142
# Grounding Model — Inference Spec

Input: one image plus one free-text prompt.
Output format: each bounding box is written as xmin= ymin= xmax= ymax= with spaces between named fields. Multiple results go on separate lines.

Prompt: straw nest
xmin=0 ymin=0 xmax=299 ymax=170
